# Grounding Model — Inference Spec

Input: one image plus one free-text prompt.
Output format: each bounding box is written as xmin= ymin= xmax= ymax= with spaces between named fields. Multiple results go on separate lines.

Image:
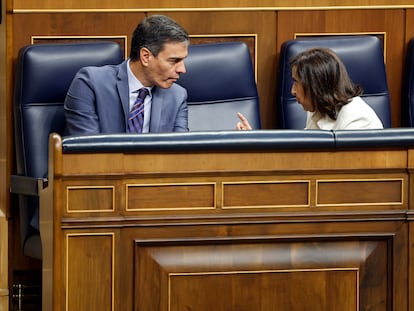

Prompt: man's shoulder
xmin=154 ymin=83 xmax=187 ymax=96
xmin=79 ymin=61 xmax=124 ymax=75
xmin=171 ymin=82 xmax=187 ymax=93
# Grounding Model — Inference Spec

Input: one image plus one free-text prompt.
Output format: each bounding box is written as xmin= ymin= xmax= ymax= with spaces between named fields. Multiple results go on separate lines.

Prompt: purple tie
xmin=127 ymin=88 xmax=149 ymax=133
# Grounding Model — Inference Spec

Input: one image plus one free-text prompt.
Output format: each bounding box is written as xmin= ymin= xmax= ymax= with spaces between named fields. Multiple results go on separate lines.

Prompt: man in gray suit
xmin=64 ymin=14 xmax=189 ymax=135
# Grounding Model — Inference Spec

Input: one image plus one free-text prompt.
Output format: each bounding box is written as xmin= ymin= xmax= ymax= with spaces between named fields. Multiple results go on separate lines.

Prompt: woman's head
xmin=289 ymin=47 xmax=362 ymax=120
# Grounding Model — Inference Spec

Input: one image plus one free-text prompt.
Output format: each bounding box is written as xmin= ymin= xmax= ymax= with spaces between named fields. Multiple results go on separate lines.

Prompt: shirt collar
xmin=127 ymin=59 xmax=153 ymax=96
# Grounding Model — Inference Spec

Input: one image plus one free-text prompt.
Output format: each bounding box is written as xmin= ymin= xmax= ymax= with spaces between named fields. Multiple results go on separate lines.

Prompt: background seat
xmin=177 ymin=41 xmax=261 ymax=130
xmin=276 ymin=35 xmax=391 ymax=129
xmin=401 ymin=37 xmax=414 ymax=127
xmin=11 ymin=41 xmax=124 ymax=258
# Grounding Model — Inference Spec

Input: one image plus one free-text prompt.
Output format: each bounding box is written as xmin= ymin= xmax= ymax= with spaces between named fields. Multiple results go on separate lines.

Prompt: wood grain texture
xmin=9 ymin=9 xmax=406 ymax=129
xmin=11 ymin=0 xmax=414 ymax=11
xmin=39 ymin=133 xmax=411 ymax=310
xmin=6 ymin=4 xmax=414 ymax=311
xmin=134 ymin=239 xmax=388 ymax=311
xmin=0 ymin=214 xmax=8 ymax=311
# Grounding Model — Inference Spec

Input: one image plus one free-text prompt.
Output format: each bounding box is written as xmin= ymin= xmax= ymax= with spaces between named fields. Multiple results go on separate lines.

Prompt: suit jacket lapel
xmin=116 ymin=61 xmax=130 ymax=126
xmin=149 ymin=87 xmax=163 ymax=132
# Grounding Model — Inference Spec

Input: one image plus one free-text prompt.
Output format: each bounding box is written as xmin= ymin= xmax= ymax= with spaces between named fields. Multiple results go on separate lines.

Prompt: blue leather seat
xmin=276 ymin=35 xmax=391 ymax=129
xmin=177 ymin=42 xmax=261 ymax=130
xmin=401 ymin=38 xmax=414 ymax=127
xmin=11 ymin=42 xmax=124 ymax=258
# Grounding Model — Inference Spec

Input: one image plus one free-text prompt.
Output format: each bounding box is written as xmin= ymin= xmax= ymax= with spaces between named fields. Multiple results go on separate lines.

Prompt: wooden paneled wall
xmin=8 ymin=9 xmax=410 ymax=128
xmin=10 ymin=0 xmax=414 ymax=10
xmin=0 ymin=0 xmax=7 ymax=310
xmin=4 ymin=2 xmax=414 ymax=310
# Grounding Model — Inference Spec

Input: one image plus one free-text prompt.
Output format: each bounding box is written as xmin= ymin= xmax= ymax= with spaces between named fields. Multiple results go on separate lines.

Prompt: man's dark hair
xmin=129 ymin=15 xmax=189 ymax=61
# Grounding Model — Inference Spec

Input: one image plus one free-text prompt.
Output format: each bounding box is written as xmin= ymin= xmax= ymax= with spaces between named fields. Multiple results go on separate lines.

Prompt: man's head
xmin=130 ymin=15 xmax=189 ymax=60
xmin=130 ymin=15 xmax=189 ymax=89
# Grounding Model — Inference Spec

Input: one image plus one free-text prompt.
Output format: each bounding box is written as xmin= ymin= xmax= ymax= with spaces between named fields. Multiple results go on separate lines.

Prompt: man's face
xmin=291 ymin=66 xmax=314 ymax=112
xmin=146 ymin=41 xmax=188 ymax=89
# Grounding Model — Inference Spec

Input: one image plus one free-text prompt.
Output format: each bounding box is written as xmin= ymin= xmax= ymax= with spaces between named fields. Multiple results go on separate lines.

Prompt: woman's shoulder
xmin=336 ymin=96 xmax=383 ymax=129
xmin=341 ymin=96 xmax=375 ymax=112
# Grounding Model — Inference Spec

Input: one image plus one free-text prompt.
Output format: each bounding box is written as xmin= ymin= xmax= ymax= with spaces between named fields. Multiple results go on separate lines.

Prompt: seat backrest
xmin=276 ymin=35 xmax=391 ymax=129
xmin=401 ymin=38 xmax=414 ymax=127
xmin=177 ymin=41 xmax=261 ymax=130
xmin=13 ymin=41 xmax=124 ymax=258
xmin=14 ymin=41 xmax=124 ymax=179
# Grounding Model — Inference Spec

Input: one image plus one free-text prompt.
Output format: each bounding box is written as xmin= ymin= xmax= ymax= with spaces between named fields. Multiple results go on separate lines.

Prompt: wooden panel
xmin=12 ymin=0 xmax=414 ymax=11
xmin=61 ymin=150 xmax=408 ymax=175
xmin=134 ymin=239 xmax=389 ymax=311
xmin=126 ymin=183 xmax=216 ymax=211
xmin=169 ymin=270 xmax=357 ymax=311
xmin=66 ymin=186 xmax=115 ymax=212
xmin=0 ymin=296 xmax=7 ymax=311
xmin=222 ymin=181 xmax=310 ymax=208
xmin=0 ymin=214 xmax=8 ymax=311
xmin=317 ymin=179 xmax=404 ymax=206
xmin=409 ymin=221 xmax=414 ymax=311
xmin=1 ymin=0 xmax=8 ymax=225
xmin=66 ymin=233 xmax=114 ymax=311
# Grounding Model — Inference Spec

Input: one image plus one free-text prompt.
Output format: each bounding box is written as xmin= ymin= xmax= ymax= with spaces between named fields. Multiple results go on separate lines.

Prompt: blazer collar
xmin=117 ymin=60 xmax=131 ymax=119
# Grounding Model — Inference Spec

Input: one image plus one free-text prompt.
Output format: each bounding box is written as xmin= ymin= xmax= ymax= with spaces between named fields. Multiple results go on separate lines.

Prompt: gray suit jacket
xmin=64 ymin=60 xmax=188 ymax=135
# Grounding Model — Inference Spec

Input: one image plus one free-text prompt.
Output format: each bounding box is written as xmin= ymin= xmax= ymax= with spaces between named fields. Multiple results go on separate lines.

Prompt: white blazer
xmin=305 ymin=96 xmax=384 ymax=130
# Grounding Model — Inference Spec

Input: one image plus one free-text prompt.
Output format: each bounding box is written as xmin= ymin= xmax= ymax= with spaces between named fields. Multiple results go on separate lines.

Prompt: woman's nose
xmin=291 ymin=85 xmax=296 ymax=96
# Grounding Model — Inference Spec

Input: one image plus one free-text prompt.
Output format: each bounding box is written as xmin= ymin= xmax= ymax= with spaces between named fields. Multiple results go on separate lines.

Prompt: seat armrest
xmin=10 ymin=175 xmax=48 ymax=196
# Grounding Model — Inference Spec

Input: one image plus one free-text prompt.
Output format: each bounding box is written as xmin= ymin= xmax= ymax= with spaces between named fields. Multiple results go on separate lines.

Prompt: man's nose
xmin=177 ymin=61 xmax=186 ymax=74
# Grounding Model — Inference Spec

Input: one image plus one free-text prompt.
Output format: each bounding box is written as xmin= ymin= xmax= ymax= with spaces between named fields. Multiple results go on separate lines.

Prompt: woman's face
xmin=291 ymin=66 xmax=315 ymax=112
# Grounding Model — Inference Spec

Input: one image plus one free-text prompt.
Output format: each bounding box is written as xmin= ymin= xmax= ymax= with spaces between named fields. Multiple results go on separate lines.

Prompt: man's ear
xmin=140 ymin=47 xmax=152 ymax=66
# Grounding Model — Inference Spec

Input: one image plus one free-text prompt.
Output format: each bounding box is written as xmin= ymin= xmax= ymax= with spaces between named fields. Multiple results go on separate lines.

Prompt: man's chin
xmin=158 ymin=80 xmax=176 ymax=89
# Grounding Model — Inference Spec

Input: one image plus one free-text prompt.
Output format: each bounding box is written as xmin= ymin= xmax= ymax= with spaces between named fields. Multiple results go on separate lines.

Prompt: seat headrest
xmin=176 ymin=41 xmax=261 ymax=131
xmin=16 ymin=41 xmax=124 ymax=104
xmin=177 ymin=41 xmax=258 ymax=102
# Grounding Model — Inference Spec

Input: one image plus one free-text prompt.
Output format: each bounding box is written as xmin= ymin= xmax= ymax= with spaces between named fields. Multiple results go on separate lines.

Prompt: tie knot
xmin=137 ymin=87 xmax=149 ymax=101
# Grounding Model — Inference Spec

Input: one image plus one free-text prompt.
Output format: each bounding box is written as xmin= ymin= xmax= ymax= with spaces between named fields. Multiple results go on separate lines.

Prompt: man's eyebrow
xmin=168 ymin=56 xmax=185 ymax=61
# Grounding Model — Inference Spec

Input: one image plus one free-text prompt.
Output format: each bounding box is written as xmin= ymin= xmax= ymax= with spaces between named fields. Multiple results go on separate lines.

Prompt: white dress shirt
xmin=127 ymin=59 xmax=153 ymax=133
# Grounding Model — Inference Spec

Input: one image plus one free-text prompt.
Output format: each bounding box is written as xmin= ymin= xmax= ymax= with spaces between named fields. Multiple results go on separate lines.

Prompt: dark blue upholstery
xmin=177 ymin=42 xmax=261 ymax=130
xmin=401 ymin=38 xmax=414 ymax=127
xmin=60 ymin=128 xmax=414 ymax=154
xmin=11 ymin=42 xmax=124 ymax=258
xmin=277 ymin=35 xmax=391 ymax=129
xmin=334 ymin=128 xmax=414 ymax=148
xmin=62 ymin=130 xmax=335 ymax=153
